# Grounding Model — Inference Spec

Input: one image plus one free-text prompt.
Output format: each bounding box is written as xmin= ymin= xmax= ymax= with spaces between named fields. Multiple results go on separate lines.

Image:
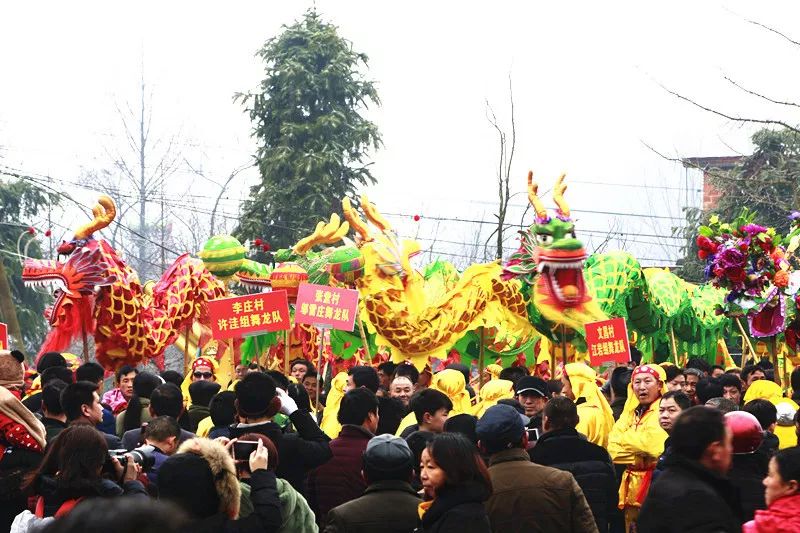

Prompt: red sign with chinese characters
xmin=295 ymin=283 xmax=359 ymax=331
xmin=208 ymin=291 xmax=290 ymax=340
xmin=0 ymin=322 xmax=7 ymax=350
xmin=585 ymin=317 xmax=631 ymax=365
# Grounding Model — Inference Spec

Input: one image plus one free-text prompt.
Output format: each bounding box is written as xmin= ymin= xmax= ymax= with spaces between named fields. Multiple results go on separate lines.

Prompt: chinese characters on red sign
xmin=208 ymin=291 xmax=290 ymax=340
xmin=295 ymin=283 xmax=359 ymax=331
xmin=585 ymin=317 xmax=631 ymax=365
xmin=0 ymin=322 xmax=7 ymax=350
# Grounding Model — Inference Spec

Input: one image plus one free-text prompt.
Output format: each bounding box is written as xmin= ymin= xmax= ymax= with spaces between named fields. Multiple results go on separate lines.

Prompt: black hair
xmin=123 ymin=372 xmax=164 ymax=433
xmin=444 ymin=413 xmax=479 ymax=444
xmin=376 ymin=396 xmax=407 ymax=436
xmin=610 ymin=367 xmax=632 ymax=397
xmin=209 ymin=391 xmax=237 ymax=428
xmin=144 ymin=415 xmax=182 ymax=443
xmin=60 ymin=381 xmax=99 ymax=422
xmin=289 ymin=358 xmax=316 ymax=374
xmin=409 ymin=389 xmax=453 ymax=425
xmin=115 ymin=364 xmax=138 ymax=383
xmin=348 ymin=365 xmax=380 ymax=393
xmin=394 ymin=363 xmax=420 ymax=385
xmin=718 ymin=373 xmax=743 ymax=392
xmin=744 ymin=399 xmax=777 ymax=430
xmin=547 ymin=379 xmax=563 ymax=397
xmin=36 ymin=497 xmax=188 ymax=533
xmin=685 ymin=357 xmax=711 ymax=375
xmin=42 ymin=379 xmax=68 ymax=416
xmin=498 ymin=366 xmax=528 ymax=385
xmin=544 ymin=396 xmax=580 ymax=430
xmin=663 ymin=365 xmax=684 ymax=383
xmin=188 ymin=380 xmax=221 ymax=407
xmin=711 ymin=365 xmax=725 ymax=374
xmin=661 ymin=390 xmax=692 ymax=411
xmin=405 ymin=430 xmax=434 ymax=479
xmin=265 ymin=370 xmax=290 ymax=390
xmin=705 ymin=397 xmax=739 ymax=414
xmin=37 ymin=352 xmax=66 ymax=373
xmin=378 ymin=361 xmax=397 ymax=376
xmin=41 ymin=366 xmax=74 ymax=386
xmin=756 ymin=357 xmax=774 ymax=370
xmin=287 ymin=382 xmax=311 ymax=412
xmin=235 ymin=372 xmax=278 ymax=418
xmin=75 ymin=362 xmax=104 ymax=384
xmin=160 ymin=370 xmax=184 ymax=388
xmin=696 ymin=378 xmax=724 ymax=405
xmin=150 ymin=383 xmax=184 ymax=419
xmin=775 ymin=447 xmax=800 ymax=486
xmin=792 ymin=368 xmax=800 ymax=396
xmin=741 ymin=364 xmax=766 ymax=383
xmin=670 ymin=406 xmax=726 ymax=461
xmin=426 ymin=433 xmax=492 ymax=496
xmin=338 ymin=387 xmax=379 ymax=426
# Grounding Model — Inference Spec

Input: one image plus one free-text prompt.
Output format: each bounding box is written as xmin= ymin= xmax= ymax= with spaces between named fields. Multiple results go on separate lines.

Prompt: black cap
xmin=363 ymin=434 xmax=414 ymax=471
xmin=476 ymin=404 xmax=527 ymax=445
xmin=514 ymin=376 xmax=548 ymax=397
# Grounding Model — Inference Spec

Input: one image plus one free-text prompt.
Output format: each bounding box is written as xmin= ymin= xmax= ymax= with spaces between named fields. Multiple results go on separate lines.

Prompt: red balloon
xmin=254 ymin=238 xmax=263 ymax=246
xmin=724 ymin=411 xmax=763 ymax=454
xmin=44 ymin=230 xmax=52 ymax=237
xmin=27 ymin=227 xmax=35 ymax=235
xmin=413 ymin=215 xmax=421 ymax=222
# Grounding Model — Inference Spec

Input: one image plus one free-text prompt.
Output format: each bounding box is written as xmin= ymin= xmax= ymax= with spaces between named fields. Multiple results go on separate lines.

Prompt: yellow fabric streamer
xmin=471 ymin=379 xmax=514 ymax=418
xmin=395 ymin=369 xmax=471 ymax=435
xmin=320 ymin=372 xmax=348 ymax=439
xmin=564 ymin=363 xmax=615 ymax=448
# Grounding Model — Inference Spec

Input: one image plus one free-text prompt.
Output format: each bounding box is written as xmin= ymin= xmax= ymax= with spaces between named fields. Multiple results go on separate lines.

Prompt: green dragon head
xmin=504 ymin=172 xmax=589 ymax=308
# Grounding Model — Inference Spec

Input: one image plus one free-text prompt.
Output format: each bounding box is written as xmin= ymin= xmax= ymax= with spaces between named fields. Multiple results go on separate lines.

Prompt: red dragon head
xmin=23 ymin=196 xmax=118 ymax=353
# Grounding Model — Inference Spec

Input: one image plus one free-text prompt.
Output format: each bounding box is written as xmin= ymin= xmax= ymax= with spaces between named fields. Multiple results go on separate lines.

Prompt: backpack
xmin=10 ymin=496 xmax=84 ymax=533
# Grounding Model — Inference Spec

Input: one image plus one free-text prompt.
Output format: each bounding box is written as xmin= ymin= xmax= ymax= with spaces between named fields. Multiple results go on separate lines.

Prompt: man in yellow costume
xmin=560 ymin=362 xmax=615 ymax=447
xmin=608 ymin=364 xmax=669 ymax=532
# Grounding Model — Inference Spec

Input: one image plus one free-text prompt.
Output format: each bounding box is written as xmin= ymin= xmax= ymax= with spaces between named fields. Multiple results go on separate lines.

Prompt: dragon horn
xmin=74 ymin=195 xmax=117 ymax=239
xmin=553 ymin=173 xmax=570 ymax=218
xmin=292 ymin=214 xmax=350 ymax=255
xmin=526 ymin=171 xmax=548 ymax=220
xmin=360 ymin=195 xmax=391 ymax=232
xmin=342 ymin=197 xmax=371 ymax=242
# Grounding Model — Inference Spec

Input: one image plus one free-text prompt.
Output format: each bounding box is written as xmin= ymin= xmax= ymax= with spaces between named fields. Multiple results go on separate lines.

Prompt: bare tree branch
xmin=746 ymin=17 xmax=800 ymax=47
xmin=656 ymin=82 xmax=800 ymax=135
xmin=723 ymin=75 xmax=800 ymax=109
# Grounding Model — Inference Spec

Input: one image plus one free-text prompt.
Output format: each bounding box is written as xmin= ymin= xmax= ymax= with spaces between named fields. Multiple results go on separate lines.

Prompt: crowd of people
xmin=2 ymin=346 xmax=800 ymax=532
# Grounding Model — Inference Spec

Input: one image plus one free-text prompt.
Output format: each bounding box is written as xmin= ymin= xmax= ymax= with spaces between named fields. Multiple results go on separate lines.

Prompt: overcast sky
xmin=2 ymin=1 xmax=800 ymax=268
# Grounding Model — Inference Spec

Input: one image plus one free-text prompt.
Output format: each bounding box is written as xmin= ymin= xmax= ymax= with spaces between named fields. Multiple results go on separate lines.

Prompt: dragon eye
xmin=538 ymin=234 xmax=554 ymax=245
xmin=569 ymin=230 xmax=576 ymax=239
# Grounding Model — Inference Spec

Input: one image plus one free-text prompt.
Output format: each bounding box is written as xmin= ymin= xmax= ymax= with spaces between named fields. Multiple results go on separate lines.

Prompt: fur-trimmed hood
xmin=177 ymin=437 xmax=241 ymax=518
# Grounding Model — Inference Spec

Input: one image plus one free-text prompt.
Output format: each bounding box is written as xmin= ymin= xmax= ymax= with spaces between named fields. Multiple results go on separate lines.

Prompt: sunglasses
xmin=193 ymin=371 xmax=213 ymax=379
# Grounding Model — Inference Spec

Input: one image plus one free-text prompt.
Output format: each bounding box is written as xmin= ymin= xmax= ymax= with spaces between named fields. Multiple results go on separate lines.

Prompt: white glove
xmin=276 ymin=387 xmax=298 ymax=416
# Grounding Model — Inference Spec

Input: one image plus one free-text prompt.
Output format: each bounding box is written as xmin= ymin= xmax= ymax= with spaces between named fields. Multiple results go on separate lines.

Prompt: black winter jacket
xmin=728 ymin=452 xmax=768 ymax=522
xmin=229 ymin=409 xmax=331 ymax=496
xmin=529 ymin=428 xmax=617 ymax=532
xmin=418 ymin=481 xmax=491 ymax=533
xmin=34 ymin=474 xmax=147 ymax=517
xmin=638 ymin=455 xmax=742 ymax=533
xmin=178 ymin=469 xmax=282 ymax=533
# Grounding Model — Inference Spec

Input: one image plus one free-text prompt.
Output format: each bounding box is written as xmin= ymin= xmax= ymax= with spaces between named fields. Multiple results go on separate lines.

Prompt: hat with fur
xmin=0 ymin=350 xmax=25 ymax=391
xmin=161 ymin=438 xmax=241 ymax=519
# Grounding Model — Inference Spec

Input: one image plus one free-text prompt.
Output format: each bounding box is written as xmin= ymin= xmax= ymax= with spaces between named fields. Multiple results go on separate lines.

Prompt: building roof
xmin=681 ymin=156 xmax=744 ymax=171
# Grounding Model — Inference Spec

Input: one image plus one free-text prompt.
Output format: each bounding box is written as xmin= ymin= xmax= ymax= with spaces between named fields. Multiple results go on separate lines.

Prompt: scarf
xmin=0 ymin=385 xmax=47 ymax=449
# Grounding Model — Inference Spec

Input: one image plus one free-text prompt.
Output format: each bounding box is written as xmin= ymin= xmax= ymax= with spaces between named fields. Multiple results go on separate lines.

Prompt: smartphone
xmin=526 ymin=428 xmax=540 ymax=442
xmin=232 ymin=440 xmax=259 ymax=462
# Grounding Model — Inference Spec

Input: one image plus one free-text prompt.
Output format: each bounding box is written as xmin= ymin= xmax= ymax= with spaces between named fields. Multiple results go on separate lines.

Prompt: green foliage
xmin=235 ymin=9 xmax=381 ymax=250
xmin=0 ymin=179 xmax=58 ymax=352
xmin=676 ymin=127 xmax=800 ymax=282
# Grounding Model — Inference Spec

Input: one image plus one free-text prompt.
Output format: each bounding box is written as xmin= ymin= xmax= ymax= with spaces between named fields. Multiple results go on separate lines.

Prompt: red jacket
xmin=744 ymin=493 xmax=800 ymax=533
xmin=306 ymin=424 xmax=373 ymax=525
